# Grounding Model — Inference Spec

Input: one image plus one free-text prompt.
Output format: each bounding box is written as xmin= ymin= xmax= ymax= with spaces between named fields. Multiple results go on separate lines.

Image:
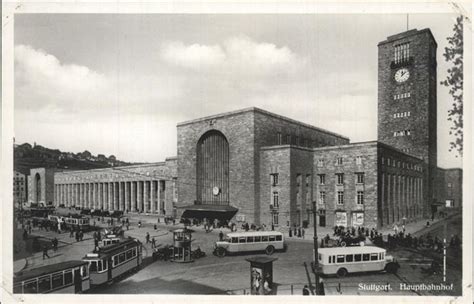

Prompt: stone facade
xmin=177 ymin=107 xmax=349 ymax=225
xmin=377 ymin=29 xmax=438 ymax=217
xmin=28 ymin=168 xmax=55 ymax=206
xmin=51 ymin=160 xmax=177 ymax=215
xmin=435 ymin=168 xmax=462 ymax=209
xmin=13 ymin=171 xmax=27 ymax=206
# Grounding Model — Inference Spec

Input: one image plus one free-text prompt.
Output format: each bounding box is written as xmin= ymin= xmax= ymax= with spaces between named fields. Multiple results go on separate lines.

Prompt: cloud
xmin=160 ymin=42 xmax=226 ymax=69
xmin=160 ymin=36 xmax=303 ymax=76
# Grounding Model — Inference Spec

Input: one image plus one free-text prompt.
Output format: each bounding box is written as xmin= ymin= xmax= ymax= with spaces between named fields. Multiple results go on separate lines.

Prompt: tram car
xmin=63 ymin=216 xmax=90 ymax=231
xmin=13 ymin=260 xmax=90 ymax=294
xmin=83 ymin=238 xmax=142 ymax=286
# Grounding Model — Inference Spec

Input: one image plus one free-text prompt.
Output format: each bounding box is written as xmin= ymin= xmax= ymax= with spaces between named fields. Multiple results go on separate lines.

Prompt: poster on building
xmin=2 ymin=1 xmax=471 ymax=302
xmin=335 ymin=212 xmax=347 ymax=227
xmin=352 ymin=212 xmax=364 ymax=226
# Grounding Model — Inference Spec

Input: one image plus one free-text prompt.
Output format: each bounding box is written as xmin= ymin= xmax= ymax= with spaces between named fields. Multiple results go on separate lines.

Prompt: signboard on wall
xmin=236 ymin=214 xmax=246 ymax=222
xmin=335 ymin=211 xmax=347 ymax=227
xmin=352 ymin=212 xmax=364 ymax=226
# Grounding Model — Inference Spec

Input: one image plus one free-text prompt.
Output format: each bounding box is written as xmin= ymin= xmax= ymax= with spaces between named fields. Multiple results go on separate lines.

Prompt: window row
xmin=112 ymin=247 xmax=138 ymax=267
xmin=276 ymin=132 xmax=336 ymax=147
xmin=393 ymin=112 xmax=411 ymax=118
xmin=229 ymin=235 xmax=283 ymax=244
xmin=394 ymin=43 xmax=410 ymax=63
xmin=382 ymin=157 xmax=422 ymax=171
xmin=318 ymin=173 xmax=364 ymax=185
xmin=393 ymin=92 xmax=411 ymax=100
xmin=319 ymin=191 xmax=364 ymax=205
xmin=317 ymin=156 xmax=363 ymax=167
xmin=325 ymin=252 xmax=384 ymax=264
xmin=393 ymin=130 xmax=411 ymax=137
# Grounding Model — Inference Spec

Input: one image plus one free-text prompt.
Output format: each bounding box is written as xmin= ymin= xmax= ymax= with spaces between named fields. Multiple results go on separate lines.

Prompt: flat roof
xmin=318 ymin=246 xmax=386 ymax=255
xmin=177 ymin=107 xmax=349 ymax=140
xmin=55 ymin=162 xmax=168 ymax=175
xmin=378 ymin=28 xmax=437 ymax=47
xmin=14 ymin=260 xmax=87 ymax=281
xmin=226 ymin=231 xmax=283 ymax=237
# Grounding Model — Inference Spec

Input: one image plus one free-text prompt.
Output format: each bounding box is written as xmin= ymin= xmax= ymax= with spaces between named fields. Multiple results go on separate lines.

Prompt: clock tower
xmin=377 ymin=29 xmax=438 ymax=217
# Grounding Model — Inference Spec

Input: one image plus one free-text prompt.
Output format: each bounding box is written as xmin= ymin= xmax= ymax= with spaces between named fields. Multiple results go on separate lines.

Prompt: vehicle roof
xmin=318 ymin=246 xmax=386 ymax=255
xmin=226 ymin=231 xmax=283 ymax=237
xmin=14 ymin=260 xmax=88 ymax=282
xmin=83 ymin=238 xmax=139 ymax=259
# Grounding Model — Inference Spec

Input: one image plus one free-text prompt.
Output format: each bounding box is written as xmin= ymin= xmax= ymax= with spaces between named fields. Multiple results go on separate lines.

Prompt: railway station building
xmin=26 ymin=28 xmax=462 ymax=229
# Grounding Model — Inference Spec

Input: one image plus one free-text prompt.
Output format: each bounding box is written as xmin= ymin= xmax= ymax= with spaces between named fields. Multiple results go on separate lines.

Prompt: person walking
xmin=151 ymin=237 xmax=156 ymax=249
xmin=52 ymin=238 xmax=58 ymax=252
xmin=302 ymin=228 xmax=305 ymax=239
xmin=146 ymin=232 xmax=150 ymax=244
xmin=219 ymin=230 xmax=224 ymax=241
xmin=126 ymin=223 xmax=130 ymax=230
xmin=42 ymin=245 xmax=50 ymax=259
xmin=138 ymin=221 xmax=142 ymax=229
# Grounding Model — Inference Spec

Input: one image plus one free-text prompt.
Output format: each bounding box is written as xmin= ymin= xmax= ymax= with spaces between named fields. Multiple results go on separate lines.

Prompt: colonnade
xmin=54 ymin=180 xmax=167 ymax=214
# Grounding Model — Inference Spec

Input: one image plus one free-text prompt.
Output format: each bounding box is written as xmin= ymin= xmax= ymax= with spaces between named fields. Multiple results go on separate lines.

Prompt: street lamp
xmin=312 ymin=201 xmax=321 ymax=295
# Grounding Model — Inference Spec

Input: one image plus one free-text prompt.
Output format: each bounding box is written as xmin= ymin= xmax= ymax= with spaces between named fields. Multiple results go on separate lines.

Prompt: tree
xmin=441 ymin=15 xmax=463 ymax=156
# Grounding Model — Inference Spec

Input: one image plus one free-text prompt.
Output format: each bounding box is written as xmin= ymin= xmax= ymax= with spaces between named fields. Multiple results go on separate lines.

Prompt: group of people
xmin=68 ymin=227 xmax=85 ymax=242
xmin=288 ymin=225 xmax=305 ymax=238
xmin=145 ymin=232 xmax=157 ymax=248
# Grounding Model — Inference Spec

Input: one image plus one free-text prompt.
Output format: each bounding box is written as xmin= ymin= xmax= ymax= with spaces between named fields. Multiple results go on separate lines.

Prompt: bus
xmin=13 ymin=261 xmax=90 ymax=294
xmin=317 ymin=246 xmax=399 ymax=277
xmin=83 ymin=238 xmax=142 ymax=287
xmin=213 ymin=231 xmax=286 ymax=257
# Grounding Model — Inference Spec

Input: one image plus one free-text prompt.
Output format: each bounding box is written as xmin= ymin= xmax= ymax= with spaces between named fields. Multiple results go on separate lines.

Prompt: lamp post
xmin=312 ymin=201 xmax=321 ymax=295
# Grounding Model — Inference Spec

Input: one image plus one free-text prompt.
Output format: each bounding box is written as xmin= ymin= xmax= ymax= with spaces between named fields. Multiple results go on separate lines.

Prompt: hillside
xmin=14 ymin=142 xmax=135 ymax=173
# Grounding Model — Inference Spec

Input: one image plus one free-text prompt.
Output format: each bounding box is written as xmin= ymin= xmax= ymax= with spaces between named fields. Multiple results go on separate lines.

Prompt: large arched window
xmin=196 ymin=130 xmax=229 ymax=205
xmin=35 ymin=173 xmax=41 ymax=203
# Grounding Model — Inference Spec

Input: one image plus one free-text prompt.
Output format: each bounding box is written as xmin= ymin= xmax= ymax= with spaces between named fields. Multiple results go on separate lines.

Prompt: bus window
xmin=262 ymin=236 xmax=269 ymax=242
xmin=38 ymin=276 xmax=51 ymax=293
xmin=24 ymin=280 xmax=38 ymax=293
xmin=52 ymin=273 xmax=64 ymax=289
xmin=81 ymin=265 xmax=88 ymax=277
xmin=269 ymin=235 xmax=276 ymax=242
xmin=363 ymin=254 xmax=370 ymax=261
xmin=276 ymin=235 xmax=282 ymax=241
xmin=231 ymin=237 xmax=238 ymax=243
xmin=64 ymin=271 xmax=73 ymax=285
xmin=239 ymin=237 xmax=246 ymax=243
xmin=336 ymin=255 xmax=345 ymax=263
xmin=247 ymin=237 xmax=254 ymax=243
xmin=354 ymin=254 xmax=362 ymax=262
xmin=126 ymin=249 xmax=133 ymax=259
xmin=346 ymin=254 xmax=353 ymax=262
xmin=89 ymin=261 xmax=97 ymax=272
xmin=254 ymin=236 xmax=261 ymax=242
xmin=370 ymin=253 xmax=378 ymax=261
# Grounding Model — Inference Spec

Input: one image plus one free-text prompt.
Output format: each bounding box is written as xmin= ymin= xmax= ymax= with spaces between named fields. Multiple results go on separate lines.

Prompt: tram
xmin=13 ymin=261 xmax=90 ymax=294
xmin=46 ymin=214 xmax=90 ymax=231
xmin=83 ymin=238 xmax=142 ymax=286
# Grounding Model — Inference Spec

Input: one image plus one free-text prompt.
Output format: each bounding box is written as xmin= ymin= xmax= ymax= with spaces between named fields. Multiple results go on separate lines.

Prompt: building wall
xmin=13 ymin=171 xmax=27 ymax=206
xmin=53 ymin=161 xmax=177 ymax=214
xmin=377 ymin=29 xmax=438 ymax=216
xmin=28 ymin=168 xmax=55 ymax=205
xmin=378 ymin=143 xmax=425 ymax=227
xmin=313 ymin=142 xmax=379 ymax=229
xmin=435 ymin=168 xmax=462 ymax=209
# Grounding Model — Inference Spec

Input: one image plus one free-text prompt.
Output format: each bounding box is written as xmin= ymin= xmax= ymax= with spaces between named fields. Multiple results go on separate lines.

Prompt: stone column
xmin=150 ymin=180 xmax=155 ymax=214
xmin=137 ymin=181 xmax=143 ymax=212
xmin=125 ymin=182 xmax=130 ymax=212
xmin=108 ymin=182 xmax=113 ymax=211
xmin=143 ymin=181 xmax=149 ymax=213
xmin=131 ymin=181 xmax=136 ymax=212
xmin=118 ymin=181 xmax=123 ymax=211
xmin=157 ymin=180 xmax=161 ymax=214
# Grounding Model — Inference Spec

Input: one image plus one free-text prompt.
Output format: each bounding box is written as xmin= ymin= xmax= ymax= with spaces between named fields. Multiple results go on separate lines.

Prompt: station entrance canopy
xmin=179 ymin=204 xmax=238 ymax=221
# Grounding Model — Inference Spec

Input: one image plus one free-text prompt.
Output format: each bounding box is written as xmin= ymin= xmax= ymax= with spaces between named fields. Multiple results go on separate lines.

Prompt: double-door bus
xmin=214 ymin=231 xmax=286 ymax=257
xmin=13 ymin=261 xmax=90 ymax=294
xmin=317 ymin=246 xmax=399 ymax=277
xmin=83 ymin=238 xmax=142 ymax=287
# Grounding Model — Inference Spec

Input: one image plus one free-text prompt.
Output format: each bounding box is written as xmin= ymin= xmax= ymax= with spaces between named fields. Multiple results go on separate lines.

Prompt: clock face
xmin=394 ymin=68 xmax=410 ymax=83
xmin=212 ymin=186 xmax=220 ymax=196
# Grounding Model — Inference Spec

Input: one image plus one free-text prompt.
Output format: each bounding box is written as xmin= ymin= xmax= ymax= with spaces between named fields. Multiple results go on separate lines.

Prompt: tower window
xmin=317 ymin=159 xmax=324 ymax=167
xmin=272 ymin=191 xmax=279 ymax=208
xmin=336 ymin=173 xmax=344 ymax=185
xmin=318 ymin=174 xmax=326 ymax=185
xmin=357 ymin=191 xmax=364 ymax=205
xmin=319 ymin=191 xmax=326 ymax=205
xmin=276 ymin=132 xmax=282 ymax=145
xmin=337 ymin=191 xmax=344 ymax=205
xmin=336 ymin=157 xmax=343 ymax=165
xmin=394 ymin=43 xmax=410 ymax=64
xmin=356 ymin=173 xmax=365 ymax=184
xmin=356 ymin=156 xmax=363 ymax=165
xmin=270 ymin=173 xmax=279 ymax=186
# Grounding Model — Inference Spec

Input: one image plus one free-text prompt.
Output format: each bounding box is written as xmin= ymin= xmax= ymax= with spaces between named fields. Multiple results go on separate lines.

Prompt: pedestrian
xmin=219 ymin=230 xmax=224 ymax=241
xmin=52 ymin=238 xmax=58 ymax=252
xmin=154 ymin=224 xmax=157 ymax=230
xmin=289 ymin=228 xmax=293 ymax=237
xmin=271 ymin=223 xmax=274 ymax=231
xmin=42 ymin=245 xmax=50 ymax=259
xmin=75 ymin=231 xmax=80 ymax=242
xmin=126 ymin=223 xmax=130 ymax=230
xmin=138 ymin=221 xmax=142 ymax=229
xmin=126 ymin=218 xmax=129 ymax=225
xmin=79 ymin=230 xmax=84 ymax=241
xmin=302 ymin=228 xmax=305 ymax=239
xmin=146 ymin=232 xmax=150 ymax=244
xmin=302 ymin=285 xmax=310 ymax=295
xmin=298 ymin=227 xmax=302 ymax=238
xmin=151 ymin=237 xmax=156 ymax=248
xmin=94 ymin=238 xmax=99 ymax=248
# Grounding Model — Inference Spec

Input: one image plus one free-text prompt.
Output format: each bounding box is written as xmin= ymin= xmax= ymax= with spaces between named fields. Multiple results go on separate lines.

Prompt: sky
xmin=13 ymin=13 xmax=462 ymax=168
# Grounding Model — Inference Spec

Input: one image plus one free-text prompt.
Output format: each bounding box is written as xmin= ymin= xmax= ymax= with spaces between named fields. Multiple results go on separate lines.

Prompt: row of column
xmin=380 ymin=173 xmax=423 ymax=227
xmin=55 ymin=180 xmax=166 ymax=214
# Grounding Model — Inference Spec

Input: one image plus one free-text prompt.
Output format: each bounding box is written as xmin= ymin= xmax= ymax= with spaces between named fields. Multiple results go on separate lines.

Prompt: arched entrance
xmin=196 ymin=130 xmax=229 ymax=206
xmin=35 ymin=173 xmax=41 ymax=203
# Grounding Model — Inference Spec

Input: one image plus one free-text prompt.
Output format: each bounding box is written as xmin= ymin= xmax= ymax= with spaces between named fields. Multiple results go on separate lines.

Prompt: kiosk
xmin=246 ymin=256 xmax=278 ymax=295
xmin=172 ymin=228 xmax=194 ymax=263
